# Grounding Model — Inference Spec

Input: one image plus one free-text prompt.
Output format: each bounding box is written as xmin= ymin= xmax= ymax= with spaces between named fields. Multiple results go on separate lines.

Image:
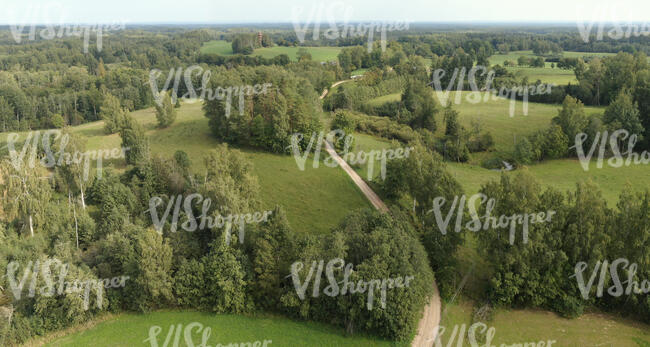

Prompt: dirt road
xmin=320 ymin=81 xmax=441 ymax=346
xmin=411 ymin=282 xmax=442 ymax=347
xmin=319 ymin=80 xmax=351 ymax=100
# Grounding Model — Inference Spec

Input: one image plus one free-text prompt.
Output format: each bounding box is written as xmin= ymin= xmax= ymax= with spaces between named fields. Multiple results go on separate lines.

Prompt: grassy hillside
xmin=366 ymin=91 xmax=649 ymax=206
xmin=368 ymin=91 xmax=604 ymax=152
xmin=200 ymin=40 xmax=342 ymax=62
xmin=44 ymin=311 xmax=398 ymax=347
xmin=1 ymin=101 xmax=372 ymax=235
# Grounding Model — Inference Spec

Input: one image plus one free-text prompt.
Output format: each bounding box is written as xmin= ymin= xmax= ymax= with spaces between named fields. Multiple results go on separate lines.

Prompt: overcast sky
xmin=0 ymin=0 xmax=649 ymax=24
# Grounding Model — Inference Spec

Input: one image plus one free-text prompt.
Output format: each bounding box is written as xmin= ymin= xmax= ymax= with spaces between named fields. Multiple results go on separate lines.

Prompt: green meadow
xmin=43 ymin=311 xmax=397 ymax=347
xmin=361 ymin=76 xmax=650 ymax=346
xmin=362 ymin=85 xmax=650 ymax=347
xmin=367 ymin=90 xmax=649 ymax=206
xmin=200 ymin=40 xmax=342 ymax=62
xmin=487 ymin=50 xmax=617 ymax=66
xmin=447 ymin=159 xmax=650 ymax=207
xmin=1 ymin=101 xmax=371 ymax=235
xmin=199 ymin=40 xmax=234 ymax=55
xmin=438 ymin=299 xmax=650 ymax=347
xmin=368 ymin=91 xmax=604 ymax=152
xmin=488 ymin=50 xmax=617 ymax=85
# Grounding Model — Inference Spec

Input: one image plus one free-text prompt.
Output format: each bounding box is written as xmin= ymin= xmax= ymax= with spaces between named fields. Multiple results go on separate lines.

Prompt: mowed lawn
xmin=44 ymin=311 xmax=398 ymax=347
xmin=200 ymin=40 xmax=342 ymax=62
xmin=1 ymin=101 xmax=372 ymax=234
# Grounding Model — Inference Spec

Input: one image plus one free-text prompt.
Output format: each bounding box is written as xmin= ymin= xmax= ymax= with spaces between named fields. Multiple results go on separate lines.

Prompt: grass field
xmin=488 ymin=50 xmax=617 ymax=85
xmin=44 ymin=311 xmax=397 ymax=347
xmin=200 ymin=40 xmax=342 ymax=62
xmin=1 ymin=101 xmax=372 ymax=235
xmin=368 ymin=91 xmax=604 ymax=152
xmin=447 ymin=159 xmax=650 ymax=207
xmin=366 ymin=91 xmax=649 ymax=206
xmin=350 ymin=68 xmax=369 ymax=77
xmin=438 ymin=299 xmax=650 ymax=347
xmin=199 ymin=40 xmax=233 ymax=55
xmin=346 ymin=133 xmax=400 ymax=183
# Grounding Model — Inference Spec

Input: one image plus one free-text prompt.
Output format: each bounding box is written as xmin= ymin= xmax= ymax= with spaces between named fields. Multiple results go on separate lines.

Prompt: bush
xmin=174 ymin=259 xmax=206 ymax=309
xmin=513 ymin=137 xmax=534 ymax=165
xmin=49 ymin=114 xmax=65 ymax=128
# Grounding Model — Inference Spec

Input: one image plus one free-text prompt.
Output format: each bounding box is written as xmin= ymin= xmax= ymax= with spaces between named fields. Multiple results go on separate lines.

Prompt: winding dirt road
xmin=321 ymin=81 xmax=442 ymax=347
xmin=319 ymin=79 xmax=351 ymax=99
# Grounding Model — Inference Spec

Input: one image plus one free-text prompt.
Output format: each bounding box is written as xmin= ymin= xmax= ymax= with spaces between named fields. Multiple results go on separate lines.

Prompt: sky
xmin=0 ymin=0 xmax=649 ymax=24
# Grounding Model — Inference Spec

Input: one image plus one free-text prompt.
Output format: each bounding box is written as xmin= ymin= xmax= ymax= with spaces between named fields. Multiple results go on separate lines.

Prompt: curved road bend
xmin=319 ymin=79 xmax=351 ymax=99
xmin=321 ymin=81 xmax=442 ymax=347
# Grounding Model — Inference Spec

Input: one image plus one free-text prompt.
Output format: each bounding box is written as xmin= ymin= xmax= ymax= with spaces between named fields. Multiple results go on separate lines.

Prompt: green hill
xmin=366 ymin=91 xmax=649 ymax=206
xmin=0 ymin=101 xmax=371 ymax=235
